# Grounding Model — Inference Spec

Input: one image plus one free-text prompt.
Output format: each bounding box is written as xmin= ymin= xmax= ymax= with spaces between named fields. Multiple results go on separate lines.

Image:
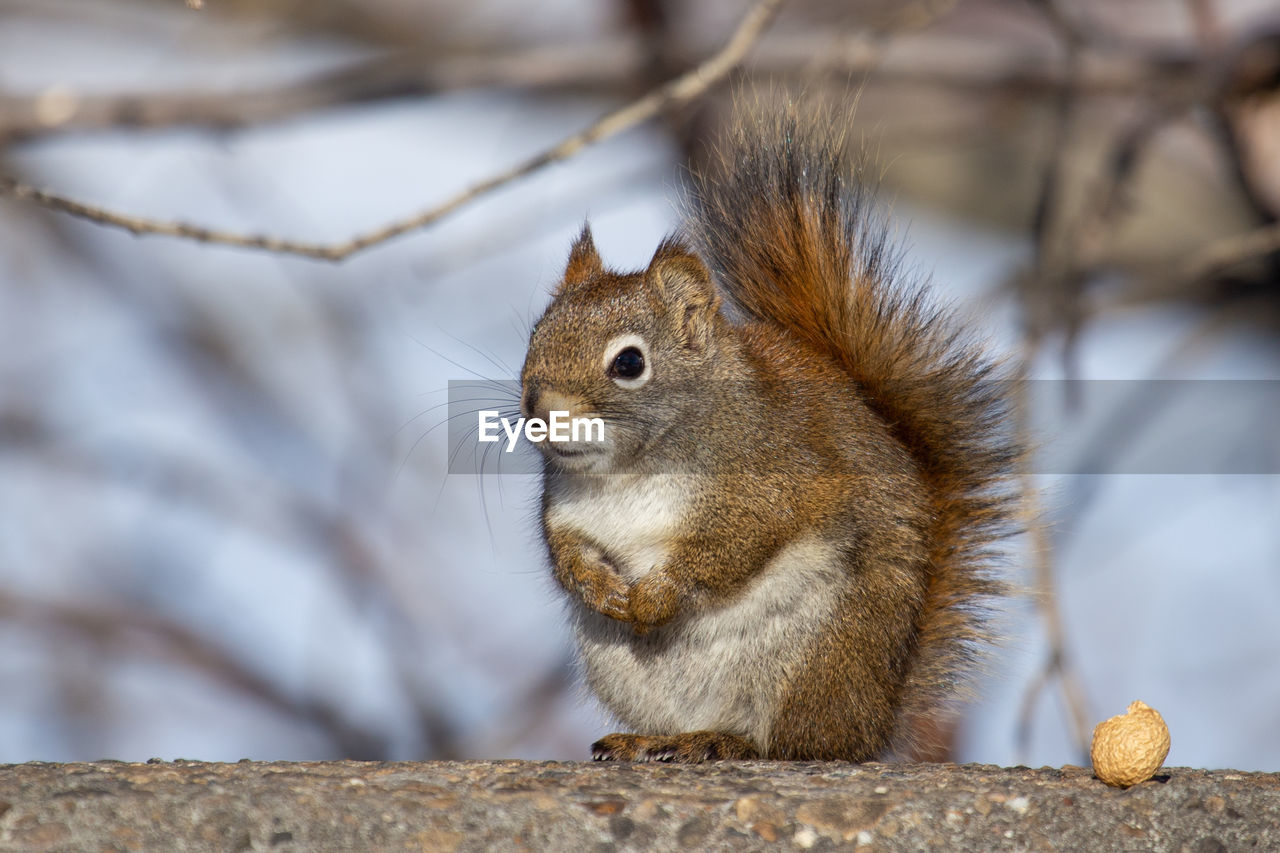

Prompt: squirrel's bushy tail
xmin=685 ymin=103 xmax=1021 ymax=757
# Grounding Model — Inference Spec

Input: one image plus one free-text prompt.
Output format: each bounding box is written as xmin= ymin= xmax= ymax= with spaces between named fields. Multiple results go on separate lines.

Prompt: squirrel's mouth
xmin=547 ymin=444 xmax=600 ymax=459
xmin=544 ymin=443 xmax=610 ymax=470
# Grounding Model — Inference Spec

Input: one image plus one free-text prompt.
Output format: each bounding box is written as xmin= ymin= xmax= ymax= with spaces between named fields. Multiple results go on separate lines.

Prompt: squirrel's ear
xmin=561 ymin=225 xmax=603 ymax=290
xmin=646 ymin=238 xmax=720 ymax=350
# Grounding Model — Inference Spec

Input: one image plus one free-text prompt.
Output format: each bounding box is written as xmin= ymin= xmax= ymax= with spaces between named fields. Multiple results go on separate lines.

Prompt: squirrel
xmin=518 ymin=104 xmax=1019 ymax=763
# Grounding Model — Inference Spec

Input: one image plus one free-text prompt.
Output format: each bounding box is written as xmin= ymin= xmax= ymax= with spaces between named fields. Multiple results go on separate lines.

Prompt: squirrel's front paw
xmin=627 ymin=572 xmax=679 ymax=635
xmin=554 ymin=549 xmax=631 ymax=622
xmin=574 ymin=565 xmax=631 ymax=622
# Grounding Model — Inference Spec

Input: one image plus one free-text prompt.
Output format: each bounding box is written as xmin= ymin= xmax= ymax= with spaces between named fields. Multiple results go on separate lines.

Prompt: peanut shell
xmin=1090 ymin=700 xmax=1170 ymax=788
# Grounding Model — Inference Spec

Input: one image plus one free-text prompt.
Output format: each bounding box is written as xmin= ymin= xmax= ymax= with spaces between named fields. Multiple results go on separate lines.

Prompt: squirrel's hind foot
xmin=590 ymin=731 xmax=759 ymax=763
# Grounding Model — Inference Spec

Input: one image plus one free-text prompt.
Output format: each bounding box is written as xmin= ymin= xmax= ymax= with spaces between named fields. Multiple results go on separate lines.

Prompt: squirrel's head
xmin=520 ymin=225 xmax=723 ymax=473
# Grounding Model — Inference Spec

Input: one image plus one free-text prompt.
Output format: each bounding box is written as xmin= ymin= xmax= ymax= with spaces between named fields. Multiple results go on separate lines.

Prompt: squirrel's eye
xmin=602 ymin=334 xmax=650 ymax=387
xmin=610 ymin=347 xmax=645 ymax=379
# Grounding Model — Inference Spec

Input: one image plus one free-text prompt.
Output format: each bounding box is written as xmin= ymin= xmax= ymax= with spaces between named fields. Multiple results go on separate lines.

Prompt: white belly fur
xmin=573 ymin=536 xmax=846 ymax=750
xmin=545 ymin=473 xmax=691 ymax=582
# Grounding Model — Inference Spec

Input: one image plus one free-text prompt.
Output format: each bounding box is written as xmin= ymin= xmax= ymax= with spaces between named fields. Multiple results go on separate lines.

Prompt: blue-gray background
xmin=1 ymin=0 xmax=1277 ymax=768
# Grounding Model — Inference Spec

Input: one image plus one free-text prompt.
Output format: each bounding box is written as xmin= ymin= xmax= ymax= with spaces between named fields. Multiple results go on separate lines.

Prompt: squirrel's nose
xmin=520 ymin=381 xmax=540 ymax=420
xmin=521 ymin=383 xmax=588 ymax=424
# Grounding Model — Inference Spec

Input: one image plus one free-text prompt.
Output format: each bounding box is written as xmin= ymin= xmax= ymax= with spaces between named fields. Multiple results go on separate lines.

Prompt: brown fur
xmin=521 ymin=104 xmax=1019 ymax=763
xmin=684 ymin=105 xmax=1020 ymax=758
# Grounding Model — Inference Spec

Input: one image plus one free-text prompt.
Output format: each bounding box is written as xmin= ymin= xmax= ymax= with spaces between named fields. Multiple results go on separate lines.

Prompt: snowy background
xmin=1 ymin=0 xmax=1277 ymax=769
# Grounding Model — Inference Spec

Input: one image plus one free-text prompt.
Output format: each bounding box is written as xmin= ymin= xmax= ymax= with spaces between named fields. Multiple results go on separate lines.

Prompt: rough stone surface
xmin=0 ymin=760 xmax=1275 ymax=851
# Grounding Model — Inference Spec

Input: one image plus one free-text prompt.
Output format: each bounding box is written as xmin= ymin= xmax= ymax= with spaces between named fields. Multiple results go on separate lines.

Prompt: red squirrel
xmin=519 ymin=104 xmax=1019 ymax=762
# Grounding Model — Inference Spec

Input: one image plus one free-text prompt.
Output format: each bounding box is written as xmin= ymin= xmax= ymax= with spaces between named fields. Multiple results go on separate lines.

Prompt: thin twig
xmin=0 ymin=0 xmax=788 ymax=262
xmin=1010 ymin=335 xmax=1095 ymax=763
xmin=0 ymin=44 xmax=643 ymax=140
xmin=1013 ymin=0 xmax=1096 ymax=762
xmin=1184 ymin=220 xmax=1280 ymax=282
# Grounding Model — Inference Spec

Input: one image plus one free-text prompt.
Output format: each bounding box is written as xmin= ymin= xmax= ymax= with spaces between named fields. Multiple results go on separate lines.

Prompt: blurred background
xmin=0 ymin=0 xmax=1277 ymax=769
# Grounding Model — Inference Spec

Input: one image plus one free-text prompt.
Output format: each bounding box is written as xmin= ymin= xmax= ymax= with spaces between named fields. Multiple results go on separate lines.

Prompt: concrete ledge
xmin=0 ymin=760 xmax=1276 ymax=851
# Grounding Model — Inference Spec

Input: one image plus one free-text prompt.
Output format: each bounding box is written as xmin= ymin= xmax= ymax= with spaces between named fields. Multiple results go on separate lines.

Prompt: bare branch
xmin=0 ymin=34 xmax=1204 ymax=143
xmin=0 ymin=45 xmax=642 ymax=140
xmin=0 ymin=0 xmax=788 ymax=262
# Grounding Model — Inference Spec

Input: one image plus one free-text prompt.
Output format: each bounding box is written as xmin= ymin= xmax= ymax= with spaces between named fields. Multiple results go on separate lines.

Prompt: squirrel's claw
xmin=590 ymin=731 xmax=760 ymax=763
xmin=596 ymin=587 xmax=631 ymax=622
